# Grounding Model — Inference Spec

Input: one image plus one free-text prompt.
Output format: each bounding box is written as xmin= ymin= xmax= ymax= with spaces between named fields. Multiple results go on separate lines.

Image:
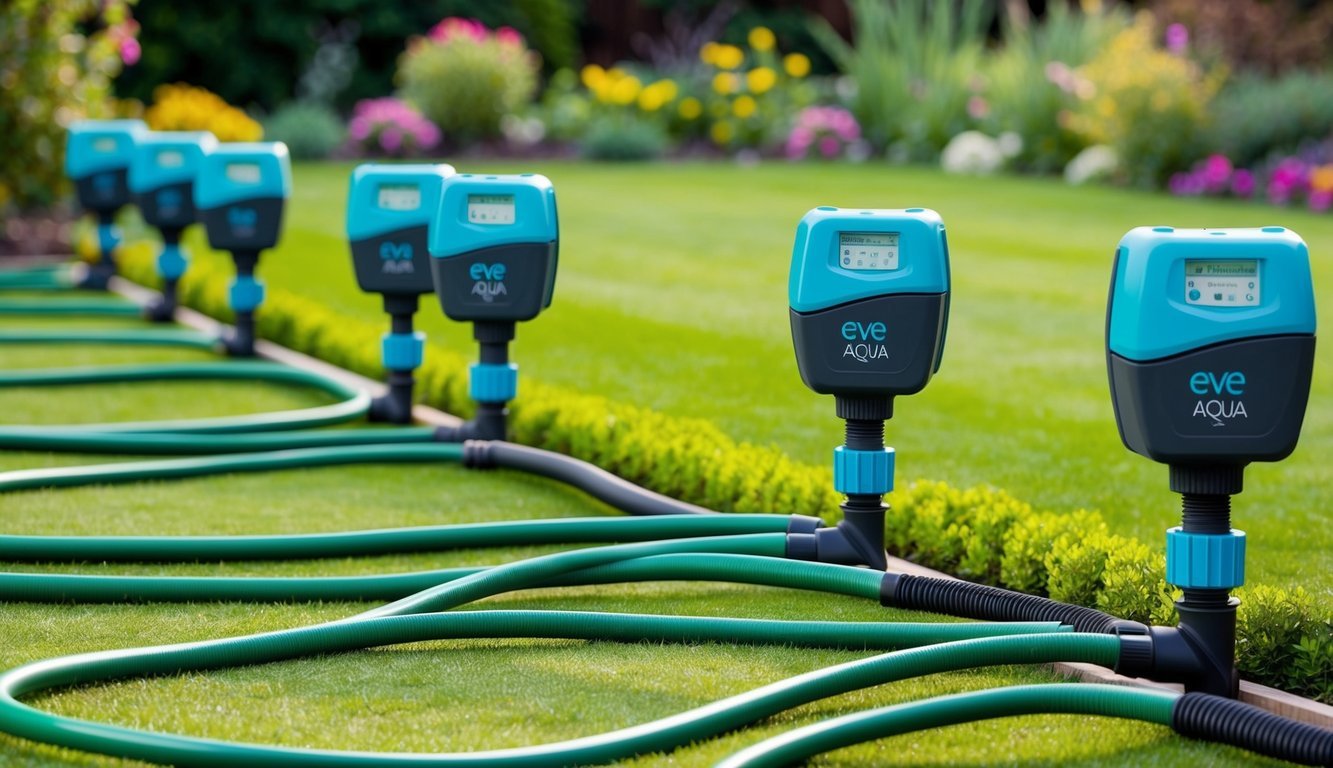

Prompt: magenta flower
xmin=1231 ymin=169 xmax=1255 ymax=198
xmin=1165 ymin=23 xmax=1189 ymax=55
xmin=1310 ymin=189 xmax=1333 ymax=213
xmin=120 ymin=36 xmax=141 ymax=66
xmin=786 ymin=106 xmax=860 ymax=161
xmin=495 ymin=26 xmax=524 ymax=47
xmin=350 ymin=98 xmax=441 ymax=157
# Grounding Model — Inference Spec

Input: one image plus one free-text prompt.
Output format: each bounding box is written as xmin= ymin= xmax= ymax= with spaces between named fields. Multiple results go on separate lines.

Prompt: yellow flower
xmin=746 ymin=67 xmax=777 ymax=95
xmin=713 ymin=44 xmax=744 ymax=70
xmin=581 ymin=64 xmax=607 ymax=92
xmin=678 ymin=97 xmax=702 ymax=120
xmin=712 ymin=72 xmax=739 ymax=95
xmin=710 ymin=121 xmax=734 ymax=145
xmin=748 ymin=26 xmax=775 ymax=52
xmin=1312 ymin=165 xmax=1333 ymax=193
xmin=699 ymin=41 xmax=720 ymax=66
xmin=609 ymin=74 xmax=641 ymax=106
xmin=732 ymin=95 xmax=757 ymax=119
xmin=783 ymin=52 xmax=811 ymax=78
xmin=637 ymin=80 xmax=676 ymax=112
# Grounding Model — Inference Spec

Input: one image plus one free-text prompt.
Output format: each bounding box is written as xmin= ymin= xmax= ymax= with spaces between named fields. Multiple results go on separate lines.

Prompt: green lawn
xmin=0 ymin=329 xmax=1279 ymax=766
xmin=206 ymin=160 xmax=1332 ymax=596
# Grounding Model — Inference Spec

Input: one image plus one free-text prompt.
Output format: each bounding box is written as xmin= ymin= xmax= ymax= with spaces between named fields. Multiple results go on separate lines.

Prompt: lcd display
xmin=1185 ymin=260 xmax=1260 ymax=307
xmin=378 ymin=184 xmax=421 ymax=211
xmin=156 ymin=150 xmax=185 ymax=168
xmin=225 ymin=163 xmax=262 ymax=184
xmin=839 ymin=232 xmax=900 ymax=271
xmin=467 ymin=194 xmax=515 ymax=225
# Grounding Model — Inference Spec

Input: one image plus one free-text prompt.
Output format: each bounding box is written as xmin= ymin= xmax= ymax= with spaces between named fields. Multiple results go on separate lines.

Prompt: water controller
xmin=346 ymin=163 xmax=456 ymax=423
xmin=64 ymin=119 xmax=147 ymax=289
xmin=428 ymin=173 xmax=558 ymax=441
xmin=787 ymin=207 xmax=950 ymax=569
xmin=194 ymin=143 xmax=291 ymax=357
xmin=129 ymin=131 xmax=218 ymax=321
xmin=1107 ymin=225 xmax=1316 ymax=696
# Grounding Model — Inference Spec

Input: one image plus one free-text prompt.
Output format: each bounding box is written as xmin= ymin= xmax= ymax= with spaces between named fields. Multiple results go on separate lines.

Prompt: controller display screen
xmin=93 ymin=137 xmax=118 ymax=153
xmin=156 ymin=150 xmax=184 ymax=168
xmin=225 ymin=163 xmax=263 ymax=184
xmin=839 ymin=232 xmax=900 ymax=271
xmin=467 ymin=194 xmax=515 ymax=225
xmin=1184 ymin=260 xmax=1260 ymax=307
xmin=377 ymin=184 xmax=420 ymax=211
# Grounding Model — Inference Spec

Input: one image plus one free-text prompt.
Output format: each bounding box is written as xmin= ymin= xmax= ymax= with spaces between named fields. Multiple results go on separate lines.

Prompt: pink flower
xmin=429 ymin=17 xmax=487 ymax=43
xmin=1044 ymin=61 xmax=1072 ymax=90
xmin=1165 ymin=23 xmax=1189 ymax=55
xmin=1200 ymin=154 xmax=1232 ymax=193
xmin=819 ymin=136 xmax=841 ymax=158
xmin=495 ymin=26 xmax=523 ymax=47
xmin=348 ymin=116 xmax=370 ymax=141
xmin=379 ymin=127 xmax=403 ymax=153
xmin=1231 ymin=169 xmax=1255 ymax=198
xmin=967 ymin=96 xmax=989 ymax=120
xmin=120 ymin=36 xmax=141 ymax=66
xmin=1311 ymin=189 xmax=1333 ymax=212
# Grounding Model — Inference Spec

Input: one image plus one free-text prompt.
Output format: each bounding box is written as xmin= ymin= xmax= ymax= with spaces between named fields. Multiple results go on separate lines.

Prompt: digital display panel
xmin=377 ymin=184 xmax=420 ymax=211
xmin=225 ymin=162 xmax=263 ymax=184
xmin=1185 ymin=260 xmax=1260 ymax=307
xmin=156 ymin=150 xmax=185 ymax=168
xmin=467 ymin=194 xmax=515 ymax=225
xmin=93 ymin=137 xmax=119 ymax=153
xmin=839 ymin=232 xmax=900 ymax=271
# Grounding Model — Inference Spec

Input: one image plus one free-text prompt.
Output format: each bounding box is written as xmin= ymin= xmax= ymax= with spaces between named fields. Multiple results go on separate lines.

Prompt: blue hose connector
xmin=97 ymin=223 xmax=120 ymax=256
xmin=229 ymin=275 xmax=265 ymax=313
xmin=1165 ymin=528 xmax=1246 ymax=590
xmin=833 ymin=446 xmax=895 ymax=495
xmin=382 ymin=331 xmax=425 ymax=372
xmin=157 ymin=243 xmax=188 ymax=280
xmin=469 ymin=362 xmax=518 ymax=403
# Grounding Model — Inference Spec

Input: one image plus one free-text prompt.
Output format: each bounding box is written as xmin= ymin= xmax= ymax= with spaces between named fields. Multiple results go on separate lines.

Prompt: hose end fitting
xmin=460 ymin=439 xmax=497 ymax=469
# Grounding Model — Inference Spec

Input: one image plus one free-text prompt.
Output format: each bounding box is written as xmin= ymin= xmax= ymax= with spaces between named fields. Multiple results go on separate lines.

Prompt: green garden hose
xmin=0 ymin=360 xmax=369 ymax=434
xmin=0 ymin=327 xmax=217 ymax=348
xmin=715 ymin=683 xmax=1180 ymax=768
xmin=0 ymin=424 xmax=443 ymax=454
xmin=0 ymin=528 xmax=1112 ymax=768
xmin=0 ymin=296 xmax=142 ymax=316
xmin=0 ymin=265 xmax=75 ymax=291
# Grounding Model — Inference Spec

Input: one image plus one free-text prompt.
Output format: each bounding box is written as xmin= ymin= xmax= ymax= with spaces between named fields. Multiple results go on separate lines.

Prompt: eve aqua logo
xmin=841 ymin=320 xmax=889 ymax=363
xmin=470 ymin=262 xmax=508 ymax=303
xmin=1190 ymin=370 xmax=1248 ymax=427
xmin=227 ymin=206 xmax=258 ymax=233
xmin=378 ymin=241 xmax=414 ymax=274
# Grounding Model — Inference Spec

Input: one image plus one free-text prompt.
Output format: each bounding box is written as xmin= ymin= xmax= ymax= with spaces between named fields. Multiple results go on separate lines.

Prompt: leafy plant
xmin=0 ymin=0 xmax=137 ymax=211
xmin=580 ymin=114 xmax=669 ymax=161
xmin=398 ymin=17 xmax=539 ymax=145
xmin=1207 ymin=70 xmax=1333 ymax=168
xmin=984 ymin=1 xmax=1129 ymax=174
xmin=262 ymin=102 xmax=344 ymax=160
xmin=813 ymin=0 xmax=991 ymax=161
xmin=1067 ymin=12 xmax=1224 ymax=187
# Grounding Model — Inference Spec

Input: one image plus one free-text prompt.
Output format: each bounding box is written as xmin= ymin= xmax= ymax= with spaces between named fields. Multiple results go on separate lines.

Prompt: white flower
xmin=1064 ymin=145 xmax=1119 ymax=185
xmin=940 ymin=130 xmax=1005 ymax=175
xmin=997 ymin=131 xmax=1023 ymax=159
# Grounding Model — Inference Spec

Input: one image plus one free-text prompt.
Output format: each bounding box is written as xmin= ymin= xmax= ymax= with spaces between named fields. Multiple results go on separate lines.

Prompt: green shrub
xmin=813 ymin=0 xmax=990 ymax=160
xmin=984 ymin=2 xmax=1129 ymax=174
xmin=262 ymin=102 xmax=345 ymax=160
xmin=398 ymin=18 xmax=540 ymax=144
xmin=1207 ymin=71 xmax=1333 ymax=167
xmin=0 ymin=0 xmax=134 ymax=211
xmin=580 ymin=114 xmax=670 ymax=161
xmin=115 ymin=242 xmax=1333 ymax=703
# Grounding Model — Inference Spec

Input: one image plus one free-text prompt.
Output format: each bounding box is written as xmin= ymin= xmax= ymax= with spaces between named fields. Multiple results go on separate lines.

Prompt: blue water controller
xmin=1106 ymin=225 xmax=1316 ymax=697
xmin=345 ymin=163 xmax=455 ymax=424
xmin=129 ymin=130 xmax=218 ymax=321
xmin=786 ymin=207 xmax=951 ymax=570
xmin=427 ymin=174 xmax=559 ymax=441
xmin=194 ymin=143 xmax=292 ymax=357
xmin=64 ymin=119 xmax=148 ymax=289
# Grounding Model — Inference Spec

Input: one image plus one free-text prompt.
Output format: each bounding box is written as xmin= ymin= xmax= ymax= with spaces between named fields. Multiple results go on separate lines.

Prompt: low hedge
xmin=117 ymin=243 xmax=1333 ymax=703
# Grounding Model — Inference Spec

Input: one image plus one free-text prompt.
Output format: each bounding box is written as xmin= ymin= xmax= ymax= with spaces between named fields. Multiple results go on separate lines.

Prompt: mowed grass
xmin=0 ymin=335 xmax=1280 ymax=766
xmin=176 ymin=160 xmax=1333 ymax=596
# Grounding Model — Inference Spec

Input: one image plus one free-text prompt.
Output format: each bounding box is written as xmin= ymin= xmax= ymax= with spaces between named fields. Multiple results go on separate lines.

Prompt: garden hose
xmin=0 ymin=295 xmax=143 ymax=316
xmin=0 ymin=327 xmax=217 ymax=348
xmin=716 ymin=683 xmax=1333 ymax=767
xmin=0 ymin=360 xmax=369 ymax=434
xmin=0 ymin=264 xmax=76 ymax=291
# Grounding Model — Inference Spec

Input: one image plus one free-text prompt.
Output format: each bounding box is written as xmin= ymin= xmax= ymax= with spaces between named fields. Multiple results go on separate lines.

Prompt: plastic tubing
xmin=0 ymin=360 xmax=369 ymax=434
xmin=0 ymin=296 xmax=142 ymax=316
xmin=0 ymin=529 xmax=1115 ymax=768
xmin=0 ymin=328 xmax=218 ymax=348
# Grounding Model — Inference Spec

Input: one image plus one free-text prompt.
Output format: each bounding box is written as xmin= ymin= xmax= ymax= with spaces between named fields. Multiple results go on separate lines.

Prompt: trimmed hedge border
xmin=117 ymin=243 xmax=1332 ymax=703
